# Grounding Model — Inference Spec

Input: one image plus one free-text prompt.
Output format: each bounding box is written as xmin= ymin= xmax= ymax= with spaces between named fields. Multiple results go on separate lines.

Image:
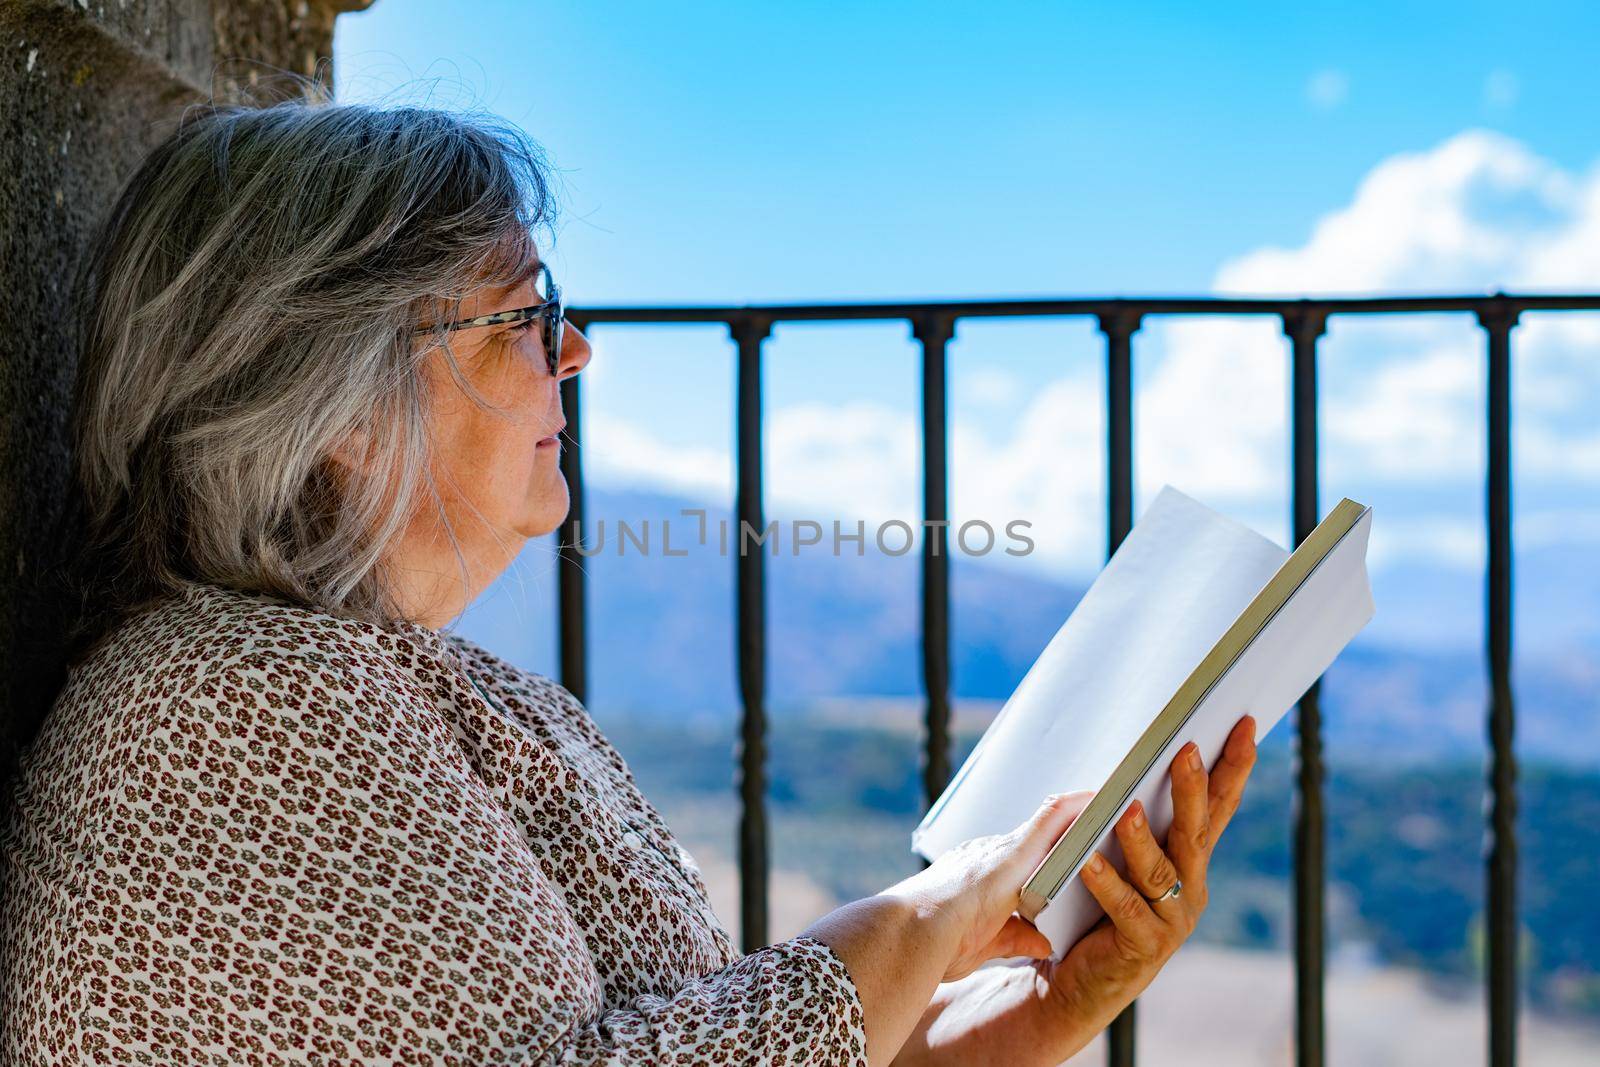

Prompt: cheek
xmin=428 ymin=353 xmax=560 ymax=526
xmin=475 ymin=408 xmax=544 ymax=492
xmin=469 ymin=400 xmax=562 ymax=510
xmin=429 ymin=400 xmax=524 ymax=505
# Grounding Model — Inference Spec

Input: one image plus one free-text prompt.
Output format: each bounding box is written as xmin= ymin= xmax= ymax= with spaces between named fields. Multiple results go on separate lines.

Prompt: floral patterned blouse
xmin=0 ymin=581 xmax=869 ymax=1065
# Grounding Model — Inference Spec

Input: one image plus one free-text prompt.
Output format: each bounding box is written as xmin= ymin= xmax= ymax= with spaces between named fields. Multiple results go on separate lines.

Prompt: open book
xmin=911 ymin=486 xmax=1375 ymax=958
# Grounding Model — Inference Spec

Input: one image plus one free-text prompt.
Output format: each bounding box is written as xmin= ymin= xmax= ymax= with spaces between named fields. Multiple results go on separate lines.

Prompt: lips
xmin=537 ymin=421 xmax=566 ymax=447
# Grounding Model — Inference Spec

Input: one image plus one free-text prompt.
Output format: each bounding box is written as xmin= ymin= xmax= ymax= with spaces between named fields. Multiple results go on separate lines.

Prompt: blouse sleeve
xmin=550 ymin=936 xmax=868 ymax=1065
xmin=85 ymin=651 xmax=869 ymax=1066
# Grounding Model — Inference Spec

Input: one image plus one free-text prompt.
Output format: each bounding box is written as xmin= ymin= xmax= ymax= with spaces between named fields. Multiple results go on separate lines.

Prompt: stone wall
xmin=0 ymin=0 xmax=373 ymax=789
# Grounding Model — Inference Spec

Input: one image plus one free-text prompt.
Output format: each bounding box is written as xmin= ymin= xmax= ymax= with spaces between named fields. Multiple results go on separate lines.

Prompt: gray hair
xmin=66 ymin=99 xmax=556 ymax=647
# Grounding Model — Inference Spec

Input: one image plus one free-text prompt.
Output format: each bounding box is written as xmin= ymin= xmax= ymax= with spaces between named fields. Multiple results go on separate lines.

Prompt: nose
xmin=556 ymin=319 xmax=592 ymax=381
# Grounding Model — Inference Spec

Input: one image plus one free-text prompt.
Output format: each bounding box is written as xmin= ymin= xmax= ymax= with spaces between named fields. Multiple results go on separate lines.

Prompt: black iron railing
xmin=558 ymin=293 xmax=1600 ymax=1067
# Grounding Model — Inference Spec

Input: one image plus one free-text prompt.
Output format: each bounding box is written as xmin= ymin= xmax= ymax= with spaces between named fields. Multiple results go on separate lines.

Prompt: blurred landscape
xmin=600 ymin=710 xmax=1600 ymax=1065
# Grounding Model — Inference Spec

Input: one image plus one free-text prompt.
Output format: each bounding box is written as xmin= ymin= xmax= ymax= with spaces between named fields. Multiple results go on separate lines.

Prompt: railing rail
xmin=560 ymin=292 xmax=1600 ymax=1067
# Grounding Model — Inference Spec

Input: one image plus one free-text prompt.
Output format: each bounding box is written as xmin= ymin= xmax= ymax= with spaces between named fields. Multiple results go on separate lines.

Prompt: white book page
xmin=1032 ymin=507 xmax=1374 ymax=956
xmin=911 ymin=486 xmax=1287 ymax=862
xmin=910 ymin=486 xmax=1375 ymax=960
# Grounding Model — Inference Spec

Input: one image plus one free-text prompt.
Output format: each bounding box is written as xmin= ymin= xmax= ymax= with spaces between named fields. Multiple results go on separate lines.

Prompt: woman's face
xmin=414 ymin=258 xmax=591 ymax=563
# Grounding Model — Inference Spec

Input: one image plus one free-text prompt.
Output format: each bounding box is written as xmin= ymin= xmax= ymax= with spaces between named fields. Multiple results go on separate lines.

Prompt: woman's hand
xmin=805 ymin=788 xmax=1093 ymax=1066
xmin=1040 ymin=715 xmax=1258 ymax=1055
xmin=884 ymin=789 xmax=1095 ymax=982
xmin=889 ymin=715 xmax=1259 ymax=1067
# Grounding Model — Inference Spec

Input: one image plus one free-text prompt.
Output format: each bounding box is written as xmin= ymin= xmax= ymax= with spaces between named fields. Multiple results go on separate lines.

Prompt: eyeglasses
xmin=413 ymin=262 xmax=564 ymax=377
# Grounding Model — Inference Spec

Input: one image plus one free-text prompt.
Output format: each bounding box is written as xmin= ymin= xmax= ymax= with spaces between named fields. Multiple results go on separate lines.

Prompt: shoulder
xmin=440 ymin=629 xmax=585 ymax=716
xmin=435 ymin=630 xmax=631 ymax=762
xmin=22 ymin=583 xmax=440 ymax=809
xmin=73 ymin=580 xmax=417 ymax=695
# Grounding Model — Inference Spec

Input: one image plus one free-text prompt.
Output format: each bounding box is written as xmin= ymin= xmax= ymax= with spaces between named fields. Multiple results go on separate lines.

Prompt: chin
xmin=517 ymin=484 xmax=571 ymax=540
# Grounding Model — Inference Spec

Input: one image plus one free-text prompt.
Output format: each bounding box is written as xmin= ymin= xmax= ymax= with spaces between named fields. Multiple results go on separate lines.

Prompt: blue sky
xmin=334 ymin=2 xmax=1600 ymax=656
xmin=336 ymin=1 xmax=1600 ymax=299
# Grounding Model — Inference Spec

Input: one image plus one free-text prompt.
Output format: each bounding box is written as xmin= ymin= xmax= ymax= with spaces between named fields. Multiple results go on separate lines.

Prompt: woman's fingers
xmin=927 ymin=790 xmax=1097 ymax=982
xmin=1166 ymin=741 xmax=1212 ymax=882
xmin=1078 ymin=850 xmax=1164 ymax=954
xmin=1111 ymin=801 xmax=1183 ymax=921
xmin=979 ymin=914 xmax=1055 ymax=962
xmin=1010 ymin=790 xmax=1095 ymax=876
xmin=1207 ymin=715 xmax=1258 ymax=839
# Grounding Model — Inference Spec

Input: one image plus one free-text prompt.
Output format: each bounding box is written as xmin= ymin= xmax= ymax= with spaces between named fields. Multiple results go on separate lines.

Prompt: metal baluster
xmin=733 ymin=314 xmax=774 ymax=952
xmin=915 ymin=315 xmax=956 ymax=831
xmin=1103 ymin=309 xmax=1140 ymax=563
xmin=1285 ymin=306 xmax=1329 ymax=1067
xmin=1479 ymin=300 xmax=1520 ymax=1067
xmin=557 ymin=333 xmax=588 ymax=705
xmin=1100 ymin=307 xmax=1142 ymax=1067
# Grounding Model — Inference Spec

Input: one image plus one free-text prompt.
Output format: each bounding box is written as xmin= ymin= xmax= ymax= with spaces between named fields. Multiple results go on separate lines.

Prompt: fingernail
xmin=1087 ymin=853 xmax=1105 ymax=874
xmin=1186 ymin=745 xmax=1203 ymax=772
xmin=1130 ymin=804 xmax=1145 ymax=829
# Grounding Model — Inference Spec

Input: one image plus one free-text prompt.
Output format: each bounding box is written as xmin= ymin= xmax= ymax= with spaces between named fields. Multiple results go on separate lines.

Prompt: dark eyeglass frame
xmin=412 ymin=262 xmax=564 ymax=377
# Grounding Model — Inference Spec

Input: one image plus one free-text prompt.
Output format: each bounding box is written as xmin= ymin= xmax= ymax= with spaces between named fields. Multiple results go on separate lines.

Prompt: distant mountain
xmin=457 ymin=486 xmax=1600 ymax=765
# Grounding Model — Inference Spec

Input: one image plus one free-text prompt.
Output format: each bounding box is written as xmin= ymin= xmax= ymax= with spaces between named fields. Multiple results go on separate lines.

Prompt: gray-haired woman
xmin=0 ymin=100 xmax=1257 ymax=1066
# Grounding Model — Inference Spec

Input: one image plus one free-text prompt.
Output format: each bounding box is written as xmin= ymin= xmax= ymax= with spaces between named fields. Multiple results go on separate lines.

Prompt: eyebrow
xmin=510 ymin=257 xmax=545 ymax=289
xmin=467 ymin=261 xmax=545 ymax=330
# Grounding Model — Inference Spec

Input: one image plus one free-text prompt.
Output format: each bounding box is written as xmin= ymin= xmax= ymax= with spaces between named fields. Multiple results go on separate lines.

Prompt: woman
xmin=0 ymin=101 xmax=1257 ymax=1066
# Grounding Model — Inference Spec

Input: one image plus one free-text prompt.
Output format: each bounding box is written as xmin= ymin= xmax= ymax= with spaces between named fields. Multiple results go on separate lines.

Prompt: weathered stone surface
xmin=0 ymin=0 xmax=374 ymax=791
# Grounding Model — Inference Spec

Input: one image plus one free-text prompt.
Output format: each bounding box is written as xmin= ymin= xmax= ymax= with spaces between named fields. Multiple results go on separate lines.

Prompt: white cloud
xmin=1362 ymin=509 xmax=1600 ymax=573
xmin=766 ymin=402 xmax=921 ymax=523
xmin=585 ymin=411 xmax=731 ymax=499
xmin=1324 ymin=343 xmax=1482 ymax=481
xmin=1214 ymin=130 xmax=1579 ymax=295
xmin=1365 ymin=515 xmax=1485 ymax=571
xmin=946 ymin=376 xmax=1105 ymax=563
xmin=1307 ymin=69 xmax=1349 ymax=111
xmin=1134 ymin=318 xmax=1287 ymax=501
xmin=958 ymin=367 xmax=1023 ymax=409
xmin=1200 ymin=129 xmax=1600 ymax=488
xmin=1519 ymin=422 xmax=1600 ymax=480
